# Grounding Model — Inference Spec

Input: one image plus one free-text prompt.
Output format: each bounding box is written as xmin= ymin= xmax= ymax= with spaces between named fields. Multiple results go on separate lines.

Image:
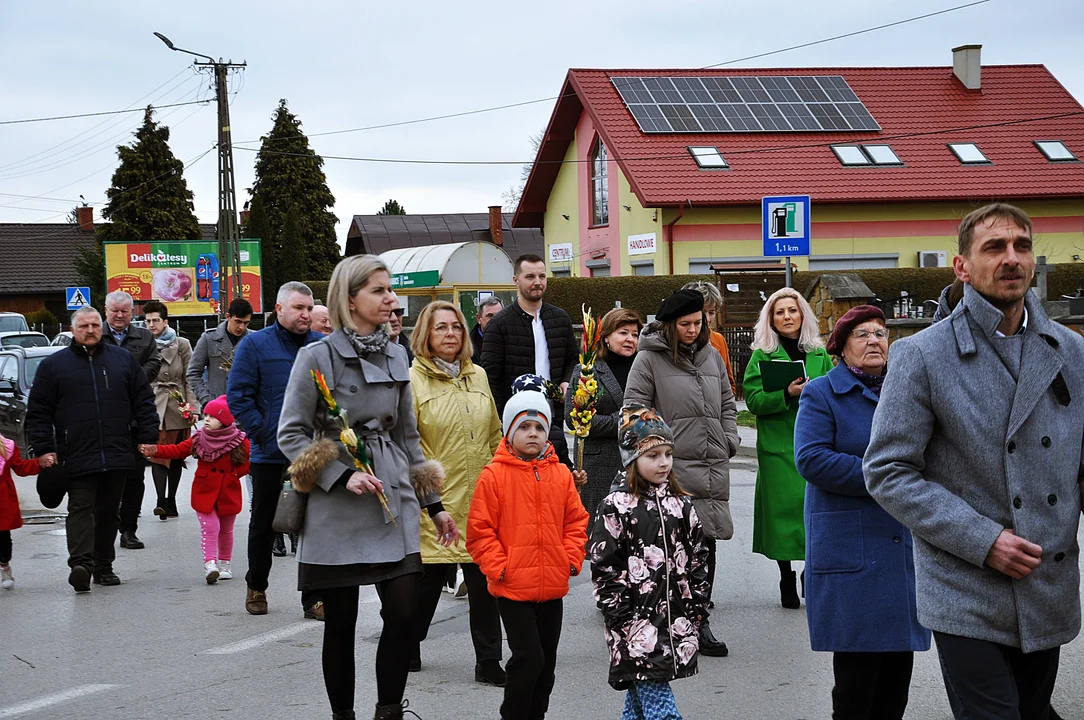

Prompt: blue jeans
xmin=622 ymin=681 xmax=682 ymax=720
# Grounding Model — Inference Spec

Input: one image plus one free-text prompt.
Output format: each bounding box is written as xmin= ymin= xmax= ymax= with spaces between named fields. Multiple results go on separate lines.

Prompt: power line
xmin=233 ymin=0 xmax=991 ymax=146
xmin=0 ymin=99 xmax=211 ymax=126
xmin=0 ymin=192 xmax=82 ymax=204
xmin=233 ymin=109 xmax=1084 ymax=167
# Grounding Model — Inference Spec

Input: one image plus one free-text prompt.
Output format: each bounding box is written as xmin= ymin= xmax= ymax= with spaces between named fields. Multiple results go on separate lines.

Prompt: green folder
xmin=758 ymin=359 xmax=807 ymax=394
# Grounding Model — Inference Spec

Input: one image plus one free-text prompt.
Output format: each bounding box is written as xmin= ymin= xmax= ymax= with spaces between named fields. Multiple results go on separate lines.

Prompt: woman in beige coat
xmin=624 ymin=288 xmax=740 ymax=658
xmin=143 ymin=300 xmax=197 ymax=519
xmin=408 ymin=300 xmax=505 ymax=685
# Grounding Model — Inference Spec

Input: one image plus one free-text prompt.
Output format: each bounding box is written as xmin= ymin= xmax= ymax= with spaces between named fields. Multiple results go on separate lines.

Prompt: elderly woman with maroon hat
xmin=793 ymin=305 xmax=930 ymax=720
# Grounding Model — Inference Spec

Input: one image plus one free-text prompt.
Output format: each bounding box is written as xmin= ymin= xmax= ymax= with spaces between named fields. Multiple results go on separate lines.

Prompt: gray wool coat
xmin=187 ymin=322 xmax=253 ymax=409
xmin=277 ymin=331 xmax=439 ymax=567
xmin=865 ymin=285 xmax=1084 ymax=653
xmin=624 ymin=324 xmax=740 ymax=540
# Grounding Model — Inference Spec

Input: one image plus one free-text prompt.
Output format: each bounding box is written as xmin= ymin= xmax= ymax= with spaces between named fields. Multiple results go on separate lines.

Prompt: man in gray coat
xmin=865 ymin=203 xmax=1084 ymax=719
xmin=186 ymin=297 xmax=253 ymax=409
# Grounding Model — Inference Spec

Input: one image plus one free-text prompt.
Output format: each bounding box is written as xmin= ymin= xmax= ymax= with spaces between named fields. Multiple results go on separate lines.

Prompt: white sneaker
xmin=218 ymin=560 xmax=232 ymax=580
xmin=454 ymin=568 xmax=468 ymax=599
xmin=204 ymin=560 xmax=220 ymax=585
xmin=0 ymin=563 xmax=13 ymax=590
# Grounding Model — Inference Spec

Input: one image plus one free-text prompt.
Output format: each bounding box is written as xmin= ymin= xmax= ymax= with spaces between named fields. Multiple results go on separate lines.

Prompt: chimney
xmin=952 ymin=44 xmax=982 ymax=90
xmin=76 ymin=205 xmax=94 ymax=232
xmin=488 ymin=205 xmax=503 ymax=246
xmin=240 ymin=209 xmax=250 ymax=225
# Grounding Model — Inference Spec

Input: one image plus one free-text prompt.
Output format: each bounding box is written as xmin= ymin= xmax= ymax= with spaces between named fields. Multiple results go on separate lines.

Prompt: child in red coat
xmin=141 ymin=396 xmax=249 ymax=584
xmin=0 ymin=433 xmax=43 ymax=590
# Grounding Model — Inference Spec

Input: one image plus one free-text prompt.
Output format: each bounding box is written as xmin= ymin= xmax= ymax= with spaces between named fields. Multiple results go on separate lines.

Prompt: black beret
xmin=826 ymin=304 xmax=887 ymax=355
xmin=656 ymin=289 xmax=705 ymax=322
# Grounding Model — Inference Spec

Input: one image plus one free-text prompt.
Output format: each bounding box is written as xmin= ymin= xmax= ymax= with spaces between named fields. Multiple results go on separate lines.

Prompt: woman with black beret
xmin=624 ymin=288 xmax=740 ymax=658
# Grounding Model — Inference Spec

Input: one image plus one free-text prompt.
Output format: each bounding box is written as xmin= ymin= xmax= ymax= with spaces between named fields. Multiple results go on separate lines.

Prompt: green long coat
xmin=744 ymin=344 xmax=833 ymax=560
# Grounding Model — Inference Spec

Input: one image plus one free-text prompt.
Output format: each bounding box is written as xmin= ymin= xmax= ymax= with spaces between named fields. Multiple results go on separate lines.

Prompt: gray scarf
xmin=432 ymin=357 xmax=461 ymax=378
xmin=344 ymin=327 xmax=390 ymax=356
xmin=155 ymin=326 xmax=177 ymax=349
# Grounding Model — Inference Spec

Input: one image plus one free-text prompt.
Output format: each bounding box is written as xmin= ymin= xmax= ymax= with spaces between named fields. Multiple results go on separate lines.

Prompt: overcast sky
xmin=1 ymin=0 xmax=1081 ymax=248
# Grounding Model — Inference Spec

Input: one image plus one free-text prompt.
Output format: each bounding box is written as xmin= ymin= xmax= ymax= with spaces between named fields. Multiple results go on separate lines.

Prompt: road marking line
xmin=0 ymin=684 xmax=121 ymax=718
xmin=200 ymin=622 xmax=315 ymax=655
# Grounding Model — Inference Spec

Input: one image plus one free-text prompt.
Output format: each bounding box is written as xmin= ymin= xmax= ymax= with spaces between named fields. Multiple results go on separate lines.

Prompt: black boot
xmin=698 ymin=618 xmax=729 ymax=657
xmin=373 ymin=702 xmax=403 ymax=720
xmin=475 ymin=660 xmax=507 ymax=686
xmin=120 ymin=531 xmax=144 ymax=550
xmin=780 ymin=570 xmax=801 ymax=609
xmin=289 ymin=533 xmax=299 ymax=554
xmin=331 ymin=710 xmax=355 ymax=720
xmin=272 ymin=534 xmax=287 ymax=557
xmin=408 ymin=643 xmax=421 ymax=672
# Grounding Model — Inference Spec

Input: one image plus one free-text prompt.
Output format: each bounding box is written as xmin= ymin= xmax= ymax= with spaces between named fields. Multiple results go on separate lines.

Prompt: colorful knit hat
xmin=618 ymin=403 xmax=675 ymax=468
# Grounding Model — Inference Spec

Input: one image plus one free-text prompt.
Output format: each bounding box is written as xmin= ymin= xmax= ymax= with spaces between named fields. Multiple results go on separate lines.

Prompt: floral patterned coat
xmin=589 ymin=474 xmax=711 ymax=690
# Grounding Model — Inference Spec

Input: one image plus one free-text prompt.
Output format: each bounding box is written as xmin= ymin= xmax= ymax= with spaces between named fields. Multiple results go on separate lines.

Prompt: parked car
xmin=0 ymin=313 xmax=29 ymax=333
xmin=0 ymin=332 xmax=50 ymax=348
xmin=50 ymin=331 xmax=73 ymax=347
xmin=0 ymin=346 xmax=62 ymax=454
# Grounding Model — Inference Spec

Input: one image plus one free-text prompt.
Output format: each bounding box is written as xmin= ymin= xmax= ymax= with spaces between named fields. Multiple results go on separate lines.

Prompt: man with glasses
xmin=388 ymin=292 xmax=413 ymax=363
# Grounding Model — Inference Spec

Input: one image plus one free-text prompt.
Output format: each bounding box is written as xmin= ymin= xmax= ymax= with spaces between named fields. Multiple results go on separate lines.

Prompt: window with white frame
xmin=948 ymin=142 xmax=989 ymax=164
xmin=591 ymin=139 xmax=609 ymax=226
xmin=1034 ymin=140 xmax=1077 ymax=162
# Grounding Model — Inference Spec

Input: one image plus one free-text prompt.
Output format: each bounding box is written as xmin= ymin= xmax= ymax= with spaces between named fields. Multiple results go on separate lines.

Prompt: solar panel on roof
xmin=613 ymin=75 xmax=881 ymax=134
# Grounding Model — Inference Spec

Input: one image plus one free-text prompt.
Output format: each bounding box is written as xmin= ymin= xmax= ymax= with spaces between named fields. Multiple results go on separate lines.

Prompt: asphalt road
xmin=2 ymin=458 xmax=1083 ymax=719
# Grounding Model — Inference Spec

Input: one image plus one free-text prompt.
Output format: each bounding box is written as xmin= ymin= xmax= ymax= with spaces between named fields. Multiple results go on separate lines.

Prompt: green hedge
xmin=306 ymin=280 xmax=330 ymax=305
xmin=546 ymin=274 xmax=717 ymax=320
xmin=792 ymin=268 xmax=957 ymax=301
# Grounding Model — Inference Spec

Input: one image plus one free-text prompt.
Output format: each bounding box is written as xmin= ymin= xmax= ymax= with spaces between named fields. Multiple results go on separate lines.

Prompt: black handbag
xmin=272 ymin=469 xmax=306 ymax=534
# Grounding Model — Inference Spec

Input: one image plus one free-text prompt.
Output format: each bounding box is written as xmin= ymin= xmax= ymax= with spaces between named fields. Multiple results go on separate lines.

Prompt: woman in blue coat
xmin=794 ymin=305 xmax=930 ymax=720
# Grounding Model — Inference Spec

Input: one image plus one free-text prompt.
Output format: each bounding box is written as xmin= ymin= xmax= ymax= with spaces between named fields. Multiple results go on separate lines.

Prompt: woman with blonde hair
xmin=278 ymin=254 xmax=456 ymax=720
xmin=743 ymin=287 xmax=832 ymax=610
xmin=407 ymin=300 xmax=506 ymax=686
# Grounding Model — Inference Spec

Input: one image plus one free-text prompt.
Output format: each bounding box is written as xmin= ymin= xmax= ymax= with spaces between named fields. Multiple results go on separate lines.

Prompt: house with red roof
xmin=513 ymin=46 xmax=1084 ymax=277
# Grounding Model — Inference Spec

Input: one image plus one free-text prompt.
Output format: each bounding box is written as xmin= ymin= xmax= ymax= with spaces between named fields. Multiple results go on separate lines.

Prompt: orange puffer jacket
xmin=467 ymin=439 xmax=589 ymax=602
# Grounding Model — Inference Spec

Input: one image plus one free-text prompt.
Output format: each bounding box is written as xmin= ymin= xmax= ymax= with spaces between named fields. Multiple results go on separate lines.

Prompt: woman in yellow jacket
xmin=408 ymin=300 xmax=506 ymax=686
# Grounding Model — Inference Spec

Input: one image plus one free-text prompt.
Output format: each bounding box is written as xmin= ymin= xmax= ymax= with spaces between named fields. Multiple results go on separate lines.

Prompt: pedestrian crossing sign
xmin=66 ymin=286 xmax=92 ymax=310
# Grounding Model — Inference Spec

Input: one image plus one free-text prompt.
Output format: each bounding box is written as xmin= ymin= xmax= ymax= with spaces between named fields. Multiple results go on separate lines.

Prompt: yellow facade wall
xmin=616 ymin=171 xmax=662 ymax=275
xmin=542 ymin=139 xmax=580 ymax=274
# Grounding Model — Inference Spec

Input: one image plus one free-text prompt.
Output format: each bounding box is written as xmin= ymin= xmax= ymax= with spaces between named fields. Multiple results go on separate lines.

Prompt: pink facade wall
xmin=576 ymin=111 xmax=620 ymax=276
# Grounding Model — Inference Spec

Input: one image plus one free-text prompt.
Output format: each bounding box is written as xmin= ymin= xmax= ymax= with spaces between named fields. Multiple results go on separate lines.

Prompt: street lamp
xmin=154 ymin=31 xmax=246 ymax=318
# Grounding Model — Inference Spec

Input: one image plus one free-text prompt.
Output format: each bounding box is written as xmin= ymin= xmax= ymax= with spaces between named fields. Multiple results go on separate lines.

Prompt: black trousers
xmin=832 ymin=651 xmax=914 ymax=720
xmin=117 ymin=463 xmax=145 ymax=533
xmin=498 ymin=597 xmax=563 ymax=720
xmin=67 ymin=471 xmax=126 ymax=571
xmin=415 ymin=562 xmax=502 ymax=662
xmin=935 ymin=631 xmax=1060 ymax=720
xmin=246 ymin=462 xmax=317 ymax=608
xmin=0 ymin=530 xmax=11 ymax=564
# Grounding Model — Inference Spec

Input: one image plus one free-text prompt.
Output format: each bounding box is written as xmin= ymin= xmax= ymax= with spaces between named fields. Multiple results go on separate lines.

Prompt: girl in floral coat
xmin=589 ymin=403 xmax=711 ymax=720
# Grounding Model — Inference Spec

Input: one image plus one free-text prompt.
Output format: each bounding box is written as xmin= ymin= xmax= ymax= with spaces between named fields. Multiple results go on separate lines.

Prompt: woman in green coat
xmin=744 ymin=287 xmax=831 ymax=610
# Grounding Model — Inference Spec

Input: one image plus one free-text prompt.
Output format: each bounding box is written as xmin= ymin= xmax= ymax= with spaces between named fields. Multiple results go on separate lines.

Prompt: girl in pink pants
xmin=142 ymin=396 xmax=249 ymax=584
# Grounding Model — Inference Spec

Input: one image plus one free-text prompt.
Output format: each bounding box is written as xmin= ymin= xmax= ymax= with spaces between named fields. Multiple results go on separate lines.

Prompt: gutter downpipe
xmin=665 ymin=199 xmax=690 ymax=275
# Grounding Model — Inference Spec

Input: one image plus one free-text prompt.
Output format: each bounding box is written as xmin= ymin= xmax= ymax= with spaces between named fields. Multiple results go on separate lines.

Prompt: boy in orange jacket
xmin=468 ymin=389 xmax=589 ymax=720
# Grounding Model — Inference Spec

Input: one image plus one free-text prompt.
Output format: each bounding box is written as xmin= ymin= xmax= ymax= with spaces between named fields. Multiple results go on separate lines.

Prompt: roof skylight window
xmin=1035 ymin=140 xmax=1077 ymax=162
xmin=831 ymin=145 xmax=870 ymax=166
xmin=689 ymin=146 xmax=729 ymax=169
xmin=948 ymin=143 xmax=989 ymax=164
xmin=863 ymin=144 xmax=902 ymax=165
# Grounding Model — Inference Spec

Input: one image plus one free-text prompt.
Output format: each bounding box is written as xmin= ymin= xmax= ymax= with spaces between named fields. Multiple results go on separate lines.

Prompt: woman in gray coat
xmin=625 ymin=288 xmax=740 ymax=658
xmin=564 ymin=307 xmax=642 ymax=516
xmin=278 ymin=255 xmax=457 ymax=720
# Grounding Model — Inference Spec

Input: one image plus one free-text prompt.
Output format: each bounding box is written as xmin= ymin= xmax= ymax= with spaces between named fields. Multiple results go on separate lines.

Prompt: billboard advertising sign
xmin=104 ymin=240 xmax=263 ymax=316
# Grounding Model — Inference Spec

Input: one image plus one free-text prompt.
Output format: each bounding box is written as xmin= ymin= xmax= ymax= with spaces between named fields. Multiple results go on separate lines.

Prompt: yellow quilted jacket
xmin=410 ymin=356 xmax=502 ymax=564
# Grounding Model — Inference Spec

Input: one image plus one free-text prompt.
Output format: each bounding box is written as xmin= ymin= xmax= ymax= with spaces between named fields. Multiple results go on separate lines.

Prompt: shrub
xmin=25 ymin=308 xmax=58 ymax=326
xmin=305 ymin=280 xmax=330 ymax=305
xmin=546 ymin=274 xmax=717 ymax=320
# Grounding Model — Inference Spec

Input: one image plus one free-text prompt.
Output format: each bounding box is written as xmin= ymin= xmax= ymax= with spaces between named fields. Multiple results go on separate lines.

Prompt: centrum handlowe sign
xmin=104 ymin=240 xmax=263 ymax=316
xmin=390 ymin=270 xmax=440 ymax=289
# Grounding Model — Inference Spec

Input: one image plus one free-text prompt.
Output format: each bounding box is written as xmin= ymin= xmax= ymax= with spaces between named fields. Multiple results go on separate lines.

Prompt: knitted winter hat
xmin=502 ymin=390 xmax=552 ymax=441
xmin=511 ymin=373 xmax=549 ymax=395
xmin=618 ymin=402 xmax=675 ymax=468
xmin=202 ymin=395 xmax=235 ymax=426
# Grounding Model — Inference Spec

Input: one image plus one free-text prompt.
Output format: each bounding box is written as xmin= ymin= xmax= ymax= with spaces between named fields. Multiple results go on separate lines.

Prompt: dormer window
xmin=948 ymin=142 xmax=989 ymax=164
xmin=1035 ymin=140 xmax=1077 ymax=162
xmin=831 ymin=144 xmax=903 ymax=166
xmin=689 ymin=146 xmax=729 ymax=169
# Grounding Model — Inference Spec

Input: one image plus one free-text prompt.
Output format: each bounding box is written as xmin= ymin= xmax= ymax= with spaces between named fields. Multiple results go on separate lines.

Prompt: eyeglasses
xmin=852 ymin=328 xmax=888 ymax=340
xmin=433 ymin=323 xmax=464 ymax=335
xmin=391 ymin=309 xmax=404 ymax=317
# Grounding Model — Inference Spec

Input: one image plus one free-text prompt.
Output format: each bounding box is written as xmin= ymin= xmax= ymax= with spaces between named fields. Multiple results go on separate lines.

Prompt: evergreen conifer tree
xmin=242 ymin=195 xmax=276 ymax=310
xmin=276 ymin=205 xmax=309 ymax=285
xmin=250 ymin=100 xmax=339 ymax=281
xmin=378 ymin=199 xmax=406 ymax=215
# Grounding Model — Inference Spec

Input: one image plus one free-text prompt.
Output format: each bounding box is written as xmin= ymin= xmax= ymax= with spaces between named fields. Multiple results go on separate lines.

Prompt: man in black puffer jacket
xmin=481 ymin=254 xmax=577 ymax=465
xmin=27 ymin=307 xmax=160 ymax=592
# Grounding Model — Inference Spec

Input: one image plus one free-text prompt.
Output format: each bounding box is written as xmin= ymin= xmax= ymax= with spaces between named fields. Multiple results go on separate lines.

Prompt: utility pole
xmin=155 ymin=32 xmax=246 ymax=317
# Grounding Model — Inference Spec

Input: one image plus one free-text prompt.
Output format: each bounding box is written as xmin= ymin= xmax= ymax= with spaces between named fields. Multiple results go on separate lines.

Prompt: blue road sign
xmin=66 ymin=286 xmax=92 ymax=310
xmin=762 ymin=195 xmax=811 ymax=257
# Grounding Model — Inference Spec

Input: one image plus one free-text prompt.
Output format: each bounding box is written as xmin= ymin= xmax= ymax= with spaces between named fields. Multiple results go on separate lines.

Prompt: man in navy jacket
xmin=27 ymin=306 xmax=159 ymax=592
xmin=227 ymin=281 xmax=321 ymax=618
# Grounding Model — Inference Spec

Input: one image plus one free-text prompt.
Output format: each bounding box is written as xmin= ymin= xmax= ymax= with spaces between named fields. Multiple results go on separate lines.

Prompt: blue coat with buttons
xmin=795 ymin=363 xmax=931 ymax=653
xmin=227 ymin=323 xmax=322 ymax=464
